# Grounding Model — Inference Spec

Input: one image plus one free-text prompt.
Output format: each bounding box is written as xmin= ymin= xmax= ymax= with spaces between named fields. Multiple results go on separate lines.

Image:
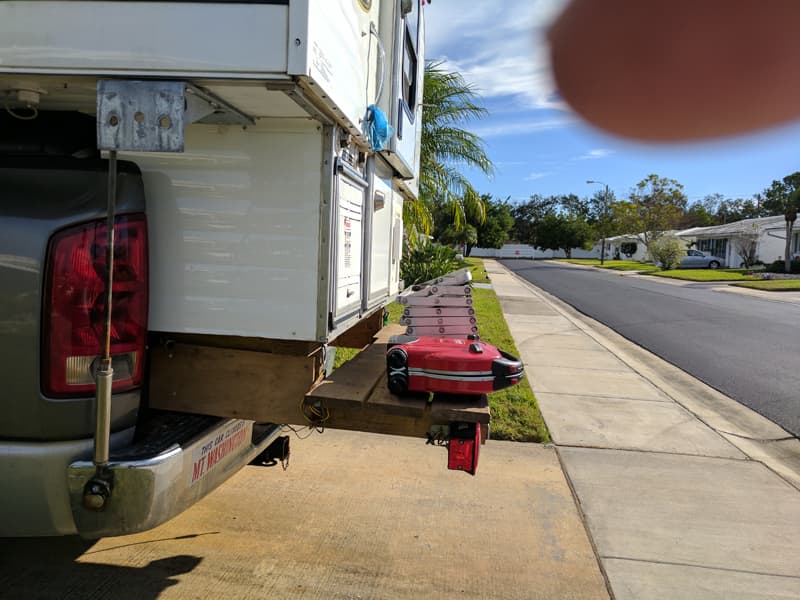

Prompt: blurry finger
xmin=548 ymin=0 xmax=800 ymax=141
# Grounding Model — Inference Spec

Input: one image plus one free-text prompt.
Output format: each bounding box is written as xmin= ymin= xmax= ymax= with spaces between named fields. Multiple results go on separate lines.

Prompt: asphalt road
xmin=501 ymin=260 xmax=800 ymax=437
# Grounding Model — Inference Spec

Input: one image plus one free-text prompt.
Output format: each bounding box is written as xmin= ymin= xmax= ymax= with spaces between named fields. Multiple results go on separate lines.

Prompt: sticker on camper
xmin=312 ymin=42 xmax=333 ymax=83
xmin=357 ymin=0 xmax=372 ymax=11
xmin=344 ymin=218 xmax=352 ymax=269
xmin=190 ymin=420 xmax=251 ymax=485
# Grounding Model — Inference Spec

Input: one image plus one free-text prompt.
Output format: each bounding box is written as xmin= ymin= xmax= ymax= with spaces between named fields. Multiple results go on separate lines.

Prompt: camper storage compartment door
xmin=333 ymin=167 xmax=365 ymax=324
xmin=367 ymin=162 xmax=394 ymax=305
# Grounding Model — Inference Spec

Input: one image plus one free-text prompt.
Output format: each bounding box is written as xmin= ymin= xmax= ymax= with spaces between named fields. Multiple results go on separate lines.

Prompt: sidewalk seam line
xmin=553 ymin=445 xmax=617 ymax=600
xmin=533 ymin=391 xmax=672 ymax=403
xmin=600 ymin=555 xmax=800 ymax=580
xmin=557 ymin=444 xmax=748 ymax=462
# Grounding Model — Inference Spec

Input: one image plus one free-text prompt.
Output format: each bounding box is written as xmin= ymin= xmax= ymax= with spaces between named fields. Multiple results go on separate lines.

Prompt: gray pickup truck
xmin=0 ymin=111 xmax=282 ymax=538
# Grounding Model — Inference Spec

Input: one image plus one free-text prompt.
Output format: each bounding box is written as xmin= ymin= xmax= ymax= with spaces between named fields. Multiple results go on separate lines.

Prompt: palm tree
xmin=405 ymin=61 xmax=493 ymax=241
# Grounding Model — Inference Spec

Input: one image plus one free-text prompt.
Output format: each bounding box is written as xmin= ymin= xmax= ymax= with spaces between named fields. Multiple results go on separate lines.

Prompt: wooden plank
xmin=306 ymin=344 xmax=385 ymax=410
xmin=149 ymin=343 xmax=324 ymax=424
xmin=430 ymin=394 xmax=491 ymax=425
xmin=152 ymin=333 xmax=321 ymax=356
xmin=320 ymin=407 xmax=431 ymax=438
xmin=329 ymin=307 xmax=384 ymax=349
xmin=373 ymin=322 xmax=405 ymax=343
xmin=366 ymin=385 xmax=428 ymax=418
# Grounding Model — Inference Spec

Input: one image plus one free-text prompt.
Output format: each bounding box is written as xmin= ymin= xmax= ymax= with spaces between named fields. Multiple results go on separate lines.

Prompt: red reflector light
xmin=42 ymin=214 xmax=148 ymax=398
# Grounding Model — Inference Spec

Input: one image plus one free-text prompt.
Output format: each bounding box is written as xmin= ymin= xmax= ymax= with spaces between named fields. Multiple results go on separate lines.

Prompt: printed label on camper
xmin=189 ymin=420 xmax=251 ymax=485
xmin=344 ymin=217 xmax=352 ymax=269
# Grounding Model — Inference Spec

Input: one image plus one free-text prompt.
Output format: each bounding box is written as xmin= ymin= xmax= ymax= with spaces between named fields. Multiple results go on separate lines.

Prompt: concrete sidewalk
xmin=487 ymin=259 xmax=800 ymax=600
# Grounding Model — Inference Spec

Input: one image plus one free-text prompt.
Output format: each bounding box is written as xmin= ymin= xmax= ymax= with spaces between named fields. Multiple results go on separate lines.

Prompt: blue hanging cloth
xmin=365 ymin=104 xmax=395 ymax=152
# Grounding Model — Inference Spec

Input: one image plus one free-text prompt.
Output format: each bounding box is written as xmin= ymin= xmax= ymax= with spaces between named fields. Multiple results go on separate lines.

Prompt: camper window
xmin=401 ymin=3 xmax=419 ymax=119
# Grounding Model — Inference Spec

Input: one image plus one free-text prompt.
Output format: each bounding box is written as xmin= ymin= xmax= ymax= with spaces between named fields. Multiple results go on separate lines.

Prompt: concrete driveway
xmin=0 ymin=430 xmax=608 ymax=600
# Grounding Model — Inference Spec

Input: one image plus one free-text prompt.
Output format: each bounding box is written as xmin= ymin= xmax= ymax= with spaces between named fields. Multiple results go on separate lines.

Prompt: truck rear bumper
xmin=67 ymin=420 xmax=281 ymax=539
xmin=0 ymin=428 xmax=136 ymax=537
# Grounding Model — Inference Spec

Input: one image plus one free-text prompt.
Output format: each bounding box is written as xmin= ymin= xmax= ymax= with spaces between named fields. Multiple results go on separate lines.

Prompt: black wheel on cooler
xmin=388 ymin=373 xmax=408 ymax=394
xmin=386 ymin=347 xmax=409 ymax=394
xmin=387 ymin=347 xmax=408 ymax=369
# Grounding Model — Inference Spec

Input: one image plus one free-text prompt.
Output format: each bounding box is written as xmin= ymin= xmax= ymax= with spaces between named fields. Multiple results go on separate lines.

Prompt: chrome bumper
xmin=67 ymin=420 xmax=281 ymax=538
xmin=0 ymin=428 xmax=135 ymax=537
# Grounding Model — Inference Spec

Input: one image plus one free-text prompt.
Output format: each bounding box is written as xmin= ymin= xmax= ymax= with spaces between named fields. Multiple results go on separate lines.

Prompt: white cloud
xmin=525 ymin=172 xmax=552 ymax=181
xmin=575 ymin=148 xmax=616 ymax=160
xmin=425 ymin=0 xmax=568 ymax=110
xmin=470 ymin=116 xmax=574 ymax=138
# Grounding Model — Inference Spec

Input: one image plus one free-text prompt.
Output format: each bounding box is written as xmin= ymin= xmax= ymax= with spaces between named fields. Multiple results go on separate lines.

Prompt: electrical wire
xmin=282 ymin=424 xmax=317 ymax=441
xmin=299 ymin=393 xmax=330 ymax=430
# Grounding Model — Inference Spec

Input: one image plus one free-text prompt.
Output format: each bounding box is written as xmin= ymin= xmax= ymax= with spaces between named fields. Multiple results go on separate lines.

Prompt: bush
xmin=765 ymin=259 xmax=800 ymax=274
xmin=401 ymin=241 xmax=459 ymax=285
xmin=649 ymin=236 xmax=686 ymax=270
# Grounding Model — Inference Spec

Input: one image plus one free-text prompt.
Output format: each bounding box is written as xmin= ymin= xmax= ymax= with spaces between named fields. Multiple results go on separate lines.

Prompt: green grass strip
xmin=560 ymin=258 xmax=660 ymax=272
xmin=470 ymin=288 xmax=549 ymax=442
xmin=458 ymin=256 xmax=491 ymax=283
xmin=652 ymin=269 xmax=760 ymax=282
xmin=732 ymin=279 xmax=800 ymax=291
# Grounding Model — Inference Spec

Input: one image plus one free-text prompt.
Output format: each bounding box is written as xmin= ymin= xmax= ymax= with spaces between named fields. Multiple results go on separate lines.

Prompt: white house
xmin=676 ymin=215 xmax=797 ymax=268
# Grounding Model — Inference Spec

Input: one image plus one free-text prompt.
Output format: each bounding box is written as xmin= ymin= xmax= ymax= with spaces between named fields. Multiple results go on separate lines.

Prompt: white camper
xmin=0 ymin=0 xmax=424 ymax=342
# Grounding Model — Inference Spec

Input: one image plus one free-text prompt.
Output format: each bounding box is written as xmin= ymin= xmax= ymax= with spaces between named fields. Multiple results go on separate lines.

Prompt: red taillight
xmin=43 ymin=214 xmax=148 ymax=398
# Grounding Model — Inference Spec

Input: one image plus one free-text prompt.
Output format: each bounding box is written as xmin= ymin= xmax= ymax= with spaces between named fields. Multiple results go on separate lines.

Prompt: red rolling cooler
xmin=447 ymin=422 xmax=480 ymax=475
xmin=386 ymin=335 xmax=524 ymax=396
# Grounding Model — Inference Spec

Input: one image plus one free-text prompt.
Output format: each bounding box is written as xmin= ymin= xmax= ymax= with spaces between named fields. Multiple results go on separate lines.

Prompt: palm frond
xmin=403 ymin=199 xmax=433 ymax=248
xmin=418 ymin=60 xmax=494 ymax=233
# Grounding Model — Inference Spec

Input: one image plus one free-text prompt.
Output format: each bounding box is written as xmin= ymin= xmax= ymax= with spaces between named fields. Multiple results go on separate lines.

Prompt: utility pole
xmin=587 ymin=180 xmax=611 ymax=265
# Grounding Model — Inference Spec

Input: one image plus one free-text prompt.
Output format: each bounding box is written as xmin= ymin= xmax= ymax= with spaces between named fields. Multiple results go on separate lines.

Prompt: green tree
xmin=511 ymin=195 xmax=559 ymax=248
xmin=586 ymin=188 xmax=618 ymax=263
xmin=410 ymin=61 xmax=493 ymax=242
xmin=717 ymin=197 xmax=764 ymax=222
xmin=615 ymin=174 xmax=687 ymax=258
xmin=759 ymin=172 xmax=800 ymax=271
xmin=439 ymin=224 xmax=478 ymax=256
xmin=536 ymin=213 xmax=595 ymax=258
xmin=679 ymin=200 xmax=716 ymax=228
xmin=475 ymin=196 xmax=515 ymax=250
xmin=557 ymin=193 xmax=591 ymax=219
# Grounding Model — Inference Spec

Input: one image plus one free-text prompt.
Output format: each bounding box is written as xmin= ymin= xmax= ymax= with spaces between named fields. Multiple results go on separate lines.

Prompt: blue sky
xmin=424 ymin=0 xmax=800 ymax=205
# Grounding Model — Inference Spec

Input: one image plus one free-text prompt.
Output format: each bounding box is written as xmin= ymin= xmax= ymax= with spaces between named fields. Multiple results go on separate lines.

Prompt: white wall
xmin=759 ymin=230 xmax=790 ymax=265
xmin=609 ymin=239 xmax=649 ymax=262
xmin=131 ymin=119 xmax=323 ymax=341
xmin=470 ymin=243 xmax=602 ymax=259
xmin=723 ymin=230 xmax=787 ymax=267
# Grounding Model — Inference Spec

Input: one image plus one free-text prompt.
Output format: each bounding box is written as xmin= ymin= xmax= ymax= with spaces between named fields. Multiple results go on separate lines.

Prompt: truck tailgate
xmin=0 ymin=155 xmax=144 ymax=440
